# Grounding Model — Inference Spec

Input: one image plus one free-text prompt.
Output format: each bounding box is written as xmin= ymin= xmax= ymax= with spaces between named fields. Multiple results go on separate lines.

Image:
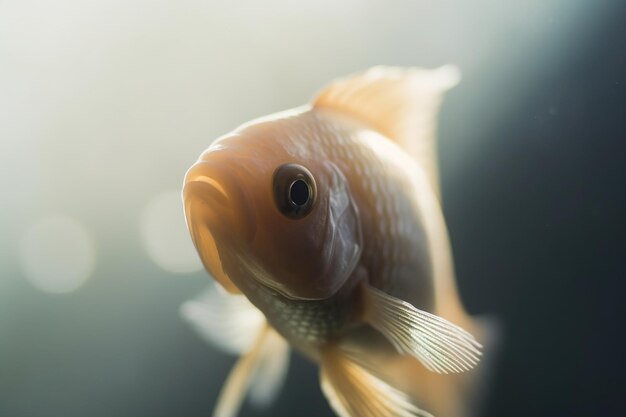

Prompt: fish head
xmin=183 ymin=113 xmax=362 ymax=301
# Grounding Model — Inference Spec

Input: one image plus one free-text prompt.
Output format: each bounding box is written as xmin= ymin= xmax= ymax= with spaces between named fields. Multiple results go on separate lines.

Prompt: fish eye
xmin=273 ymin=163 xmax=317 ymax=219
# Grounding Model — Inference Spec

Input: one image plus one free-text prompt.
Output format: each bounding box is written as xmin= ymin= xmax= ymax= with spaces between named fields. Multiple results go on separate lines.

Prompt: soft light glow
xmin=140 ymin=190 xmax=202 ymax=274
xmin=18 ymin=216 xmax=96 ymax=294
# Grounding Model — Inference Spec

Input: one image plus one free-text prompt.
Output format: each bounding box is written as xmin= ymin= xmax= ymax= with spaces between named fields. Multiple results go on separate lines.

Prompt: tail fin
xmin=461 ymin=316 xmax=501 ymax=417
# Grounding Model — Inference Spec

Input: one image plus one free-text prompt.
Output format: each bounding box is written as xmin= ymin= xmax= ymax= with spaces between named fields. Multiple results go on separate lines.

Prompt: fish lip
xmin=183 ymin=179 xmax=239 ymax=293
xmin=184 ymin=161 xmax=257 ymax=245
xmin=184 ymin=178 xmax=230 ymax=210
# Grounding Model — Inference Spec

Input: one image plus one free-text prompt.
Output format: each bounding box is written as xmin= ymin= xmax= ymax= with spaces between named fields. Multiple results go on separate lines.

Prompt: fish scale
xmin=237 ymin=271 xmax=351 ymax=352
xmin=314 ymin=111 xmax=434 ymax=309
xmin=182 ymin=67 xmax=485 ymax=417
xmin=233 ymin=111 xmax=435 ymax=352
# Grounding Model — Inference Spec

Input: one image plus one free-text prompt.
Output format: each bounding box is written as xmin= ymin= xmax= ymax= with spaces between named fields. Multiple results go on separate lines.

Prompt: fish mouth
xmin=183 ymin=158 xmax=306 ymax=300
xmin=183 ymin=161 xmax=255 ymax=293
xmin=184 ymin=174 xmax=297 ymax=299
xmin=184 ymin=160 xmax=255 ymax=241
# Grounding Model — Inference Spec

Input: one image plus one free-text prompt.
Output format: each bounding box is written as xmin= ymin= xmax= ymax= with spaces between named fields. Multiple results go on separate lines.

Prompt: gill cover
xmin=250 ymin=159 xmax=363 ymax=300
xmin=314 ymin=161 xmax=363 ymax=298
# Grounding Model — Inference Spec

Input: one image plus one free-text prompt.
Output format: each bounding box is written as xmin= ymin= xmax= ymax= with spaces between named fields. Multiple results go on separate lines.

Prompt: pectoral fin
xmin=320 ymin=345 xmax=433 ymax=417
xmin=363 ymin=285 xmax=482 ymax=374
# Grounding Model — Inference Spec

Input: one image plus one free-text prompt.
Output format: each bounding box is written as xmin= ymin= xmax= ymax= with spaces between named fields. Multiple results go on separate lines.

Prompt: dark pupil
xmin=289 ymin=180 xmax=309 ymax=206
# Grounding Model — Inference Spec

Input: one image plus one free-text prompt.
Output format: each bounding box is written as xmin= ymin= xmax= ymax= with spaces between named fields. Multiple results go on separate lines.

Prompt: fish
xmin=181 ymin=66 xmax=496 ymax=417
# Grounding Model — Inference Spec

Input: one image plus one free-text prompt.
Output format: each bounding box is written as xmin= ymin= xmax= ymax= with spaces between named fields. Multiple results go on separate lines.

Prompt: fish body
xmin=182 ymin=67 xmax=493 ymax=417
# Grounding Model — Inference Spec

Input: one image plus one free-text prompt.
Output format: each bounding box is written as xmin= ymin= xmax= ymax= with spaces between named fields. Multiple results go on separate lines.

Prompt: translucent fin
xmin=181 ymin=287 xmax=290 ymax=414
xmin=320 ymin=346 xmax=434 ymax=417
xmin=213 ymin=325 xmax=271 ymax=417
xmin=363 ymin=285 xmax=482 ymax=374
xmin=180 ymin=285 xmax=265 ymax=355
xmin=313 ymin=66 xmax=460 ymax=198
xmin=248 ymin=328 xmax=290 ymax=408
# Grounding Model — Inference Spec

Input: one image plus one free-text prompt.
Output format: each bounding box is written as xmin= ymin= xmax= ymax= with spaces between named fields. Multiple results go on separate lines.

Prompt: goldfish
xmin=181 ymin=66 xmax=495 ymax=417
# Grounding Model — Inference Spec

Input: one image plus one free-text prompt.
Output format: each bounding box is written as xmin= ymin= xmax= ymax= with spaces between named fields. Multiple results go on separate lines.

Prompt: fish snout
xmin=182 ymin=160 xmax=256 ymax=293
xmin=183 ymin=161 xmax=255 ymax=245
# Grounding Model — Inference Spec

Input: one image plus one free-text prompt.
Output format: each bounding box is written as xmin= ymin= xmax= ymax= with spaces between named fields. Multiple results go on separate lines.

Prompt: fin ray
xmin=364 ymin=285 xmax=482 ymax=374
xmin=248 ymin=329 xmax=290 ymax=408
xmin=320 ymin=346 xmax=434 ymax=417
xmin=212 ymin=326 xmax=290 ymax=417
xmin=181 ymin=287 xmax=290 ymax=414
xmin=213 ymin=325 xmax=271 ymax=417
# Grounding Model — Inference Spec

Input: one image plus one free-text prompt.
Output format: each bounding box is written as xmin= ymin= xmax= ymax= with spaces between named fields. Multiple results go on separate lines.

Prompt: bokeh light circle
xmin=18 ymin=216 xmax=96 ymax=294
xmin=140 ymin=190 xmax=202 ymax=274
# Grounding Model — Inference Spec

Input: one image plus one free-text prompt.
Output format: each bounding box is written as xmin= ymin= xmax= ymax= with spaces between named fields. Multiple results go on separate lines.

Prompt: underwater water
xmin=1 ymin=1 xmax=625 ymax=416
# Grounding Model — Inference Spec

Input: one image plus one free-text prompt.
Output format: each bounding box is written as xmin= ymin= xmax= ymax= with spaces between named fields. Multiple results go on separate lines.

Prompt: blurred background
xmin=1 ymin=1 xmax=625 ymax=416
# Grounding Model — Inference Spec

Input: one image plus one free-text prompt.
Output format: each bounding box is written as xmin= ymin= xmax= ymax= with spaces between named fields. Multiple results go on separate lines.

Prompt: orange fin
xmin=320 ymin=345 xmax=434 ymax=417
xmin=313 ymin=66 xmax=460 ymax=197
xmin=213 ymin=325 xmax=290 ymax=417
xmin=363 ymin=285 xmax=482 ymax=374
xmin=248 ymin=328 xmax=290 ymax=408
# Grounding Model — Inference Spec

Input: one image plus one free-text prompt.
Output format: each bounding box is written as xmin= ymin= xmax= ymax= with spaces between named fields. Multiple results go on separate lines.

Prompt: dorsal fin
xmin=313 ymin=66 xmax=460 ymax=198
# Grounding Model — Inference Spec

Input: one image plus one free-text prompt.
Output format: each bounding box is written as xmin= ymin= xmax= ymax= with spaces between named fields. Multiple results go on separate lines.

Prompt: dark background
xmin=1 ymin=1 xmax=625 ymax=416
xmin=444 ymin=1 xmax=626 ymax=415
